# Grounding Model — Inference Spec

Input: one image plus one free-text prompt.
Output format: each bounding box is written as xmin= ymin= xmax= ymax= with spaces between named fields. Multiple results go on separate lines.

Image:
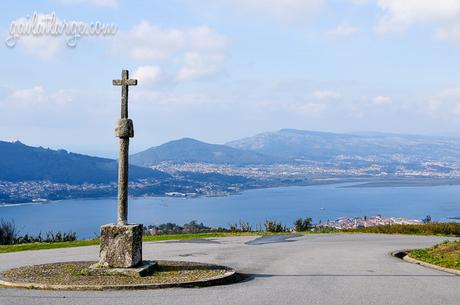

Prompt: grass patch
xmin=0 ymin=232 xmax=259 ymax=254
xmin=342 ymin=223 xmax=460 ymax=236
xmin=143 ymin=231 xmax=259 ymax=242
xmin=409 ymin=240 xmax=460 ymax=270
xmin=0 ymin=239 xmax=99 ymax=254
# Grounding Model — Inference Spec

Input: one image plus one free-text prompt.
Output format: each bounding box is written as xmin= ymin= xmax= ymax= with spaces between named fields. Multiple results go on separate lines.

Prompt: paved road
xmin=0 ymin=234 xmax=459 ymax=305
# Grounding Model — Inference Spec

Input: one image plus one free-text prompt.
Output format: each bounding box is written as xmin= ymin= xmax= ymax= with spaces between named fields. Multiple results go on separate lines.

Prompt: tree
xmin=294 ymin=217 xmax=313 ymax=232
xmin=422 ymin=215 xmax=432 ymax=224
xmin=183 ymin=220 xmax=210 ymax=233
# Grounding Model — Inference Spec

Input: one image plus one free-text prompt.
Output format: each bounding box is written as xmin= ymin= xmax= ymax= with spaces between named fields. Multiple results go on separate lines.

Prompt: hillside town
xmin=323 ymin=215 xmax=421 ymax=229
xmin=150 ymin=160 xmax=460 ymax=180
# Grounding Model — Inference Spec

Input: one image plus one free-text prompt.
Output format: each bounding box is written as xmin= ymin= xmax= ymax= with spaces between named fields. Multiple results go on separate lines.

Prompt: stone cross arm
xmin=112 ymin=79 xmax=138 ymax=86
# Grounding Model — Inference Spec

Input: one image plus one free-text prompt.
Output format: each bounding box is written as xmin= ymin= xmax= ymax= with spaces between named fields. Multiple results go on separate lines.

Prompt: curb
xmin=392 ymin=250 xmax=460 ymax=276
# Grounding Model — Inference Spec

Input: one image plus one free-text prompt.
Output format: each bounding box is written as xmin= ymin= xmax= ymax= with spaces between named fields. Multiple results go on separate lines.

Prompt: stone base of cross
xmin=99 ymin=224 xmax=142 ymax=268
xmin=97 ymin=70 xmax=146 ymax=271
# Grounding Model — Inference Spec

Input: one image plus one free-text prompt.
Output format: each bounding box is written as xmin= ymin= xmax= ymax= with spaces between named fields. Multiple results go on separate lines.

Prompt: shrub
xmin=0 ymin=219 xmax=76 ymax=245
xmin=158 ymin=222 xmax=183 ymax=233
xmin=64 ymin=231 xmax=77 ymax=241
xmin=294 ymin=217 xmax=313 ymax=232
xmin=264 ymin=220 xmax=286 ymax=233
xmin=229 ymin=221 xmax=252 ymax=233
xmin=229 ymin=223 xmax=238 ymax=233
xmin=42 ymin=231 xmax=77 ymax=242
xmin=183 ymin=220 xmax=211 ymax=233
xmin=0 ymin=219 xmax=17 ymax=245
xmin=422 ymin=215 xmax=432 ymax=224
xmin=239 ymin=221 xmax=251 ymax=232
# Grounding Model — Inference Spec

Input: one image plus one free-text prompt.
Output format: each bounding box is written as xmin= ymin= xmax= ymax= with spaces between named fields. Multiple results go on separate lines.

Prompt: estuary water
xmin=1 ymin=184 xmax=460 ymax=239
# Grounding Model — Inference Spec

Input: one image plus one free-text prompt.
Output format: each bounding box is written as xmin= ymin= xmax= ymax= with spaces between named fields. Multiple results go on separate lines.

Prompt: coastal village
xmin=323 ymin=215 xmax=421 ymax=229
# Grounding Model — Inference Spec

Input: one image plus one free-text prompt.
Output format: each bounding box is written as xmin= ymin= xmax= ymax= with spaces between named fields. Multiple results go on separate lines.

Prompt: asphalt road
xmin=1 ymin=234 xmax=459 ymax=305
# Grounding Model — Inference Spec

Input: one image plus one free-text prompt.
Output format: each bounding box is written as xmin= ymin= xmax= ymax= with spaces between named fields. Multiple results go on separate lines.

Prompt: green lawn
xmin=0 ymin=232 xmax=259 ymax=254
xmin=409 ymin=240 xmax=460 ymax=271
xmin=0 ymin=239 xmax=100 ymax=254
xmin=143 ymin=231 xmax=259 ymax=241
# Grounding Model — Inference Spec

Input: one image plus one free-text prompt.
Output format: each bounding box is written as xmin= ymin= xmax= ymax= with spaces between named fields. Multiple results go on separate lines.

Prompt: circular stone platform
xmin=0 ymin=260 xmax=240 ymax=290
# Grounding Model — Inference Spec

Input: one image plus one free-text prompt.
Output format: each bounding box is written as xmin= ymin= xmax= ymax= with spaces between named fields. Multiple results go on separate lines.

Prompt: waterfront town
xmin=2 ymin=158 xmax=460 ymax=204
xmin=323 ymin=215 xmax=421 ymax=229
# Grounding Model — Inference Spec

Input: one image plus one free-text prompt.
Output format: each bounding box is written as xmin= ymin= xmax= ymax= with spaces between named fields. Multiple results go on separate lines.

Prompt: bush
xmin=145 ymin=221 xmax=228 ymax=235
xmin=0 ymin=219 xmax=77 ymax=245
xmin=0 ymin=219 xmax=17 ymax=245
xmin=264 ymin=220 xmax=286 ymax=233
xmin=229 ymin=223 xmax=238 ymax=233
xmin=229 ymin=221 xmax=252 ymax=233
xmin=158 ymin=222 xmax=183 ymax=233
xmin=422 ymin=215 xmax=432 ymax=224
xmin=183 ymin=220 xmax=211 ymax=233
xmin=294 ymin=217 xmax=313 ymax=232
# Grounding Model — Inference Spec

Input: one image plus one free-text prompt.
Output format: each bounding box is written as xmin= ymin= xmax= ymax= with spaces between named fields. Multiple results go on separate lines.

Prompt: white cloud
xmin=115 ymin=22 xmax=227 ymax=61
xmin=327 ymin=23 xmax=358 ymax=37
xmin=118 ymin=22 xmax=186 ymax=61
xmin=8 ymin=86 xmax=46 ymax=105
xmin=453 ymin=102 xmax=460 ymax=114
xmin=436 ymin=23 xmax=460 ymax=43
xmin=373 ymin=95 xmax=392 ymax=105
xmin=131 ymin=90 xmax=208 ymax=110
xmin=187 ymin=26 xmax=228 ymax=50
xmin=53 ymin=0 xmax=117 ymax=8
xmin=178 ymin=52 xmax=225 ymax=81
xmin=313 ymin=90 xmax=341 ymax=100
xmin=5 ymin=86 xmax=74 ymax=108
xmin=133 ymin=66 xmax=162 ymax=86
xmin=18 ymin=36 xmax=64 ymax=60
xmin=283 ymin=90 xmax=343 ymax=116
xmin=114 ymin=22 xmax=228 ymax=81
xmin=221 ymin=0 xmax=324 ymax=22
xmin=375 ymin=0 xmax=460 ymax=33
xmin=422 ymin=87 xmax=460 ymax=115
xmin=297 ymin=102 xmax=327 ymax=114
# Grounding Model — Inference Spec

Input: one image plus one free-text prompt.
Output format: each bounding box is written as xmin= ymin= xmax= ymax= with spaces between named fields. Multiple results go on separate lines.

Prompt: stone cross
xmin=113 ymin=70 xmax=137 ymax=225
xmin=97 ymin=70 xmax=143 ymax=270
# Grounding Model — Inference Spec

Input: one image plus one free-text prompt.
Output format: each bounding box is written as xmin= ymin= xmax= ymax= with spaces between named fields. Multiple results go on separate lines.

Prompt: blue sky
xmin=2 ymin=0 xmax=460 ymax=157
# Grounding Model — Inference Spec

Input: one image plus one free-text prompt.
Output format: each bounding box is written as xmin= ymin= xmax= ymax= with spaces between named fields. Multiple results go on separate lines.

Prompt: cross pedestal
xmin=99 ymin=224 xmax=142 ymax=268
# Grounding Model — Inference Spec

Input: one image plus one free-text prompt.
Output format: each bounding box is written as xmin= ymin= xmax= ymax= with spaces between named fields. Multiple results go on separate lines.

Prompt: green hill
xmin=0 ymin=141 xmax=170 ymax=184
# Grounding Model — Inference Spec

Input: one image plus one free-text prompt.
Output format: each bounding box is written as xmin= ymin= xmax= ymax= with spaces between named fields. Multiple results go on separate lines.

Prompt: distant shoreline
xmin=342 ymin=179 xmax=460 ymax=188
xmin=3 ymin=178 xmax=460 ymax=207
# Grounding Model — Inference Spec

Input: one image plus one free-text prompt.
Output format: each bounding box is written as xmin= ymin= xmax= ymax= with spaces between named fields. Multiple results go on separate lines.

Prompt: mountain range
xmin=3 ymin=129 xmax=460 ymax=185
xmin=131 ymin=129 xmax=460 ymax=166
